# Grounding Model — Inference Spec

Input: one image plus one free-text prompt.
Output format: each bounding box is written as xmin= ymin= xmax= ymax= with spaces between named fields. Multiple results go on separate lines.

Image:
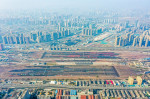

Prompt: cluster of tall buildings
xmin=104 ymin=19 xmax=116 ymax=24
xmin=0 ymin=44 xmax=4 ymax=51
xmin=2 ymin=29 xmax=71 ymax=45
xmin=82 ymin=27 xmax=104 ymax=36
xmin=115 ymin=31 xmax=150 ymax=47
xmin=2 ymin=34 xmax=30 ymax=44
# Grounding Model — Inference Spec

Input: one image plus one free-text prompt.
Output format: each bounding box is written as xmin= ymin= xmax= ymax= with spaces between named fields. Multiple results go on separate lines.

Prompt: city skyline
xmin=0 ymin=0 xmax=150 ymax=99
xmin=0 ymin=0 xmax=150 ymax=10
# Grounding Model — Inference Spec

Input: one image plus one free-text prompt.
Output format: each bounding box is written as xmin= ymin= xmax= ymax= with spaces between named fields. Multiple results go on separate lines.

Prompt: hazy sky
xmin=0 ymin=0 xmax=150 ymax=10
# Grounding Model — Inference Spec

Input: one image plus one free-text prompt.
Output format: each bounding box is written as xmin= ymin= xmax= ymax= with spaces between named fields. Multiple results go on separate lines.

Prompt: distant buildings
xmin=2 ymin=29 xmax=72 ymax=45
xmin=0 ymin=44 xmax=4 ymax=51
xmin=128 ymin=76 xmax=134 ymax=85
xmin=115 ymin=31 xmax=150 ymax=47
xmin=82 ymin=27 xmax=104 ymax=36
xmin=18 ymin=89 xmax=30 ymax=99
xmin=1 ymin=89 xmax=30 ymax=99
xmin=136 ymin=76 xmax=143 ymax=85
xmin=2 ymin=34 xmax=30 ymax=44
xmin=128 ymin=76 xmax=143 ymax=85
xmin=49 ymin=45 xmax=62 ymax=51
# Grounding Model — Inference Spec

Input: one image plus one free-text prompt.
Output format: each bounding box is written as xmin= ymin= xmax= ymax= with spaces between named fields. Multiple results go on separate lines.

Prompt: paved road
xmin=1 ymin=83 xmax=150 ymax=90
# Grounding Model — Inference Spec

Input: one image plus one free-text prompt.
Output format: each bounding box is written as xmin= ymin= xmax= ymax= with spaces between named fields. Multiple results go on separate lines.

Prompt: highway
xmin=1 ymin=83 xmax=150 ymax=90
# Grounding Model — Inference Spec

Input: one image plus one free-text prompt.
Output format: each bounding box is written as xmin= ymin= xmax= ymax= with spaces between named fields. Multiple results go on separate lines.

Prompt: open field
xmin=9 ymin=65 xmax=119 ymax=77
xmin=0 ymin=50 xmax=147 ymax=80
xmin=0 ymin=65 xmax=135 ymax=80
xmin=42 ymin=51 xmax=120 ymax=59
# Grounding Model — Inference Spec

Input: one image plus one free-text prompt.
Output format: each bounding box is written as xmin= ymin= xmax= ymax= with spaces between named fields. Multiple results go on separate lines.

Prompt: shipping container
xmin=58 ymin=96 xmax=62 ymax=99
xmin=56 ymin=96 xmax=59 ymax=99
xmin=70 ymin=90 xmax=77 ymax=95
xmin=60 ymin=89 xmax=63 ymax=95
xmin=63 ymin=90 xmax=66 ymax=95
xmin=110 ymin=80 xmax=113 ymax=85
xmin=62 ymin=96 xmax=70 ymax=99
xmin=66 ymin=91 xmax=70 ymax=95
xmin=57 ymin=89 xmax=60 ymax=96
xmin=70 ymin=96 xmax=77 ymax=99
xmin=81 ymin=95 xmax=87 ymax=99
xmin=112 ymin=80 xmax=116 ymax=85
xmin=106 ymin=80 xmax=109 ymax=84
xmin=94 ymin=95 xmax=99 ymax=99
xmin=88 ymin=95 xmax=94 ymax=99
xmin=55 ymin=90 xmax=58 ymax=94
xmin=116 ymin=81 xmax=120 ymax=85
